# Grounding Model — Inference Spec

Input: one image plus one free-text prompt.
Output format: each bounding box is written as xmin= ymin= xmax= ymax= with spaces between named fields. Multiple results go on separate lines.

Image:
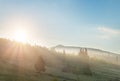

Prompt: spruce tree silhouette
xmin=79 ymin=48 xmax=92 ymax=75
xmin=35 ymin=56 xmax=46 ymax=73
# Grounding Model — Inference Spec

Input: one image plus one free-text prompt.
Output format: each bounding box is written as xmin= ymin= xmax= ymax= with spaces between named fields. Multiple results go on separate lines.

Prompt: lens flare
xmin=13 ymin=30 xmax=27 ymax=43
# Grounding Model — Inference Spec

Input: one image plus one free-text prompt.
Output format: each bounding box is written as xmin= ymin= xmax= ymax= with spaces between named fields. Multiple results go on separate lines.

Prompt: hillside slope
xmin=0 ymin=38 xmax=120 ymax=81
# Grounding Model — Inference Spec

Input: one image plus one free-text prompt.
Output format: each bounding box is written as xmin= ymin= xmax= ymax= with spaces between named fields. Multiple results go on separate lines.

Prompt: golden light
xmin=13 ymin=30 xmax=28 ymax=43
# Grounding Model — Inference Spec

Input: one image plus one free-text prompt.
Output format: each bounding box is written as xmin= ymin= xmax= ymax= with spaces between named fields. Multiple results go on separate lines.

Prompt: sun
xmin=13 ymin=30 xmax=27 ymax=43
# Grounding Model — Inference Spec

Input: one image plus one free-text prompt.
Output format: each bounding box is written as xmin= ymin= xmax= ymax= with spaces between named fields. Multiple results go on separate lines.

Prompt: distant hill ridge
xmin=53 ymin=45 xmax=120 ymax=65
xmin=53 ymin=44 xmax=120 ymax=55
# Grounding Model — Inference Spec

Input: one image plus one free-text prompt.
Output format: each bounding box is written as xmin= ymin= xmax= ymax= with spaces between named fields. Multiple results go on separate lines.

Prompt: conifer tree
xmin=35 ymin=56 xmax=46 ymax=73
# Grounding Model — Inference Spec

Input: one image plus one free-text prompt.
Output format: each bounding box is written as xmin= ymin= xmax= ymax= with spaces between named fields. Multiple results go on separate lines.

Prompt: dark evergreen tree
xmin=35 ymin=56 xmax=46 ymax=73
xmin=78 ymin=48 xmax=92 ymax=75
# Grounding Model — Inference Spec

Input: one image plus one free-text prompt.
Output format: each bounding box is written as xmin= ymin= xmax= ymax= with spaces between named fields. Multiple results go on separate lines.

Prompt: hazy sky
xmin=0 ymin=0 xmax=120 ymax=53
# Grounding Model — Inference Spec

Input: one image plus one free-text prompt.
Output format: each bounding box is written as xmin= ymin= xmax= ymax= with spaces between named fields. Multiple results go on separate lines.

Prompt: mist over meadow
xmin=0 ymin=0 xmax=120 ymax=81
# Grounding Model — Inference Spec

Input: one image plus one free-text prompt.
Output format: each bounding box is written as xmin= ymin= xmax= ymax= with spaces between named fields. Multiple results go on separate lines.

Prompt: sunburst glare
xmin=13 ymin=30 xmax=28 ymax=43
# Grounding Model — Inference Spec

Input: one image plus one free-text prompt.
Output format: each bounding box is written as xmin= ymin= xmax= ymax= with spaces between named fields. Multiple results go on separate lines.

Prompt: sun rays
xmin=13 ymin=30 xmax=28 ymax=43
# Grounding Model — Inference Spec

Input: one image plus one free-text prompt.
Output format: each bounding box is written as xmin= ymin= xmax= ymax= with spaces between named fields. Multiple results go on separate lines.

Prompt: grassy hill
xmin=0 ymin=38 xmax=120 ymax=81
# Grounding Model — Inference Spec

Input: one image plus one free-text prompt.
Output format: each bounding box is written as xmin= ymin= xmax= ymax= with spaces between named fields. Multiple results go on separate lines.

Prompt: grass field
xmin=0 ymin=54 xmax=120 ymax=81
xmin=0 ymin=39 xmax=120 ymax=81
